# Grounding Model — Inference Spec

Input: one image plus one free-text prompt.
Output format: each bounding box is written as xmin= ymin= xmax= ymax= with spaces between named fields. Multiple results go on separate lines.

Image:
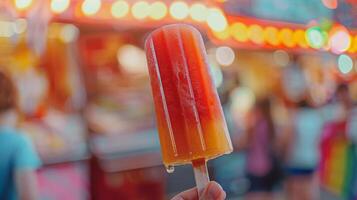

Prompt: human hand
xmin=171 ymin=181 xmax=226 ymax=200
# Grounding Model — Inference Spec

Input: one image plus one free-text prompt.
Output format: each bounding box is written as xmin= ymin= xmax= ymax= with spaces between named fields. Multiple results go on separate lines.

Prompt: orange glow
xmin=230 ymin=23 xmax=248 ymax=42
xmin=263 ymin=26 xmax=279 ymax=46
xmin=321 ymin=0 xmax=338 ymax=9
xmin=347 ymin=35 xmax=357 ymax=53
xmin=213 ymin=28 xmax=230 ymax=40
xmin=329 ymin=26 xmax=351 ymax=54
xmin=149 ymin=2 xmax=167 ymax=20
xmin=293 ymin=29 xmax=308 ymax=48
xmin=279 ymin=28 xmax=295 ymax=47
xmin=247 ymin=24 xmax=264 ymax=44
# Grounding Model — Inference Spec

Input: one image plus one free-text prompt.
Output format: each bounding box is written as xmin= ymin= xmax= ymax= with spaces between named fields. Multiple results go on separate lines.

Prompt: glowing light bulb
xmin=82 ymin=0 xmax=101 ymax=16
xmin=230 ymin=22 xmax=248 ymax=42
xmin=338 ymin=54 xmax=353 ymax=74
xmin=213 ymin=28 xmax=230 ymax=40
xmin=329 ymin=26 xmax=351 ymax=54
xmin=322 ymin=0 xmax=338 ymax=9
xmin=169 ymin=1 xmax=189 ymax=20
xmin=273 ymin=50 xmax=290 ymax=67
xmin=293 ymin=29 xmax=308 ymax=48
xmin=189 ymin=3 xmax=207 ymax=22
xmin=206 ymin=8 xmax=227 ymax=32
xmin=215 ymin=46 xmax=235 ymax=66
xmin=264 ymin=26 xmax=279 ymax=46
xmin=248 ymin=24 xmax=264 ymax=44
xmin=132 ymin=1 xmax=150 ymax=19
xmin=111 ymin=0 xmax=129 ymax=18
xmin=149 ymin=2 xmax=167 ymax=20
xmin=60 ymin=24 xmax=79 ymax=43
xmin=51 ymin=0 xmax=70 ymax=14
xmin=279 ymin=28 xmax=295 ymax=47
xmin=306 ymin=27 xmax=325 ymax=49
xmin=15 ymin=0 xmax=32 ymax=10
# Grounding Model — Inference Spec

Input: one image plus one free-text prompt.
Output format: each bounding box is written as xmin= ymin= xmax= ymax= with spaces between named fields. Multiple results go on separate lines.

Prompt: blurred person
xmin=319 ymin=84 xmax=356 ymax=199
xmin=0 ymin=71 xmax=41 ymax=200
xmin=171 ymin=181 xmax=226 ymax=200
xmin=284 ymin=94 xmax=324 ymax=200
xmin=239 ymin=98 xmax=283 ymax=200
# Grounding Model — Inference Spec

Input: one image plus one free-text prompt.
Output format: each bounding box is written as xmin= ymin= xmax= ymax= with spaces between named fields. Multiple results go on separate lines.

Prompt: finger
xmin=171 ymin=187 xmax=198 ymax=200
xmin=202 ymin=181 xmax=226 ymax=200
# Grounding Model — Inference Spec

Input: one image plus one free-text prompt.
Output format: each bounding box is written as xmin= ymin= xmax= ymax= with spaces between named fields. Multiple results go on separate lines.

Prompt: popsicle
xmin=145 ymin=24 xmax=232 ymax=196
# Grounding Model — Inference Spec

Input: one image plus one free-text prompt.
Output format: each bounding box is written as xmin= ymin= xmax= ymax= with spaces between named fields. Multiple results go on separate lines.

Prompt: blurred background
xmin=0 ymin=0 xmax=356 ymax=199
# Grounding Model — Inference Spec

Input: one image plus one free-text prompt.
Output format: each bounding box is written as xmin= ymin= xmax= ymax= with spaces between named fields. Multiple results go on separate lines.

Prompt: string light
xmin=230 ymin=23 xmax=248 ymax=42
xmin=338 ymin=54 xmax=353 ymax=74
xmin=189 ymin=3 xmax=207 ymax=22
xmin=215 ymin=46 xmax=235 ymax=66
xmin=169 ymin=1 xmax=189 ymax=20
xmin=132 ymin=1 xmax=150 ymax=19
xmin=306 ymin=27 xmax=325 ymax=49
xmin=51 ymin=0 xmax=70 ymax=14
xmin=15 ymin=0 xmax=33 ymax=10
xmin=82 ymin=0 xmax=101 ymax=16
xmin=206 ymin=8 xmax=227 ymax=32
xmin=247 ymin=24 xmax=264 ymax=44
xmin=111 ymin=0 xmax=129 ymax=18
xmin=279 ymin=28 xmax=295 ymax=47
xmin=149 ymin=2 xmax=167 ymax=20
xmin=293 ymin=29 xmax=308 ymax=48
xmin=213 ymin=28 xmax=230 ymax=40
xmin=264 ymin=26 xmax=279 ymax=46
xmin=329 ymin=26 xmax=351 ymax=54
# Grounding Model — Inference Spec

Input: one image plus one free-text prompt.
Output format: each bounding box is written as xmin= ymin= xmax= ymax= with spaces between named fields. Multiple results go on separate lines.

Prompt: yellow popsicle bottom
xmin=158 ymin=120 xmax=233 ymax=166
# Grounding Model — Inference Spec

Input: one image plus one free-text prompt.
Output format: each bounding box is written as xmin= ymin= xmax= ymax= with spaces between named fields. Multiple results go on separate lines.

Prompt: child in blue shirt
xmin=0 ymin=71 xmax=41 ymax=200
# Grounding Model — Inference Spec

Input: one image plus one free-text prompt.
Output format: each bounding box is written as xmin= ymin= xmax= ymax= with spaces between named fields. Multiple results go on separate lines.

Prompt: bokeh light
xmin=132 ymin=1 xmax=150 ymax=20
xmin=189 ymin=3 xmax=207 ymax=22
xmin=306 ymin=27 xmax=326 ymax=49
xmin=81 ymin=0 xmax=101 ymax=16
xmin=279 ymin=28 xmax=295 ymax=47
xmin=293 ymin=29 xmax=308 ymax=48
xmin=111 ymin=0 xmax=130 ymax=18
xmin=51 ymin=0 xmax=70 ymax=14
xmin=212 ymin=28 xmax=230 ymax=40
xmin=215 ymin=46 xmax=235 ymax=66
xmin=264 ymin=26 xmax=279 ymax=46
xmin=230 ymin=87 xmax=255 ymax=117
xmin=273 ymin=50 xmax=290 ymax=67
xmin=0 ymin=21 xmax=15 ymax=37
xmin=230 ymin=23 xmax=248 ymax=42
xmin=15 ymin=0 xmax=32 ymax=10
xmin=13 ymin=18 xmax=27 ymax=34
xmin=329 ymin=26 xmax=351 ymax=54
xmin=60 ymin=24 xmax=79 ymax=43
xmin=321 ymin=0 xmax=338 ymax=9
xmin=206 ymin=8 xmax=227 ymax=32
xmin=149 ymin=2 xmax=167 ymax=20
xmin=169 ymin=1 xmax=189 ymax=20
xmin=338 ymin=54 xmax=353 ymax=74
xmin=247 ymin=24 xmax=264 ymax=44
xmin=117 ymin=44 xmax=148 ymax=74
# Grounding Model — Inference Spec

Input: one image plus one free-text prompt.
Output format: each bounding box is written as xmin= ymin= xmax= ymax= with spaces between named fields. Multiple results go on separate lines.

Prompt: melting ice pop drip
xmin=145 ymin=24 xmax=233 ymax=167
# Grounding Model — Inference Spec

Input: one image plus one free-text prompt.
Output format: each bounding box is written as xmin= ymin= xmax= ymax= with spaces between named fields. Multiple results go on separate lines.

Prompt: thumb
xmin=201 ymin=181 xmax=226 ymax=200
